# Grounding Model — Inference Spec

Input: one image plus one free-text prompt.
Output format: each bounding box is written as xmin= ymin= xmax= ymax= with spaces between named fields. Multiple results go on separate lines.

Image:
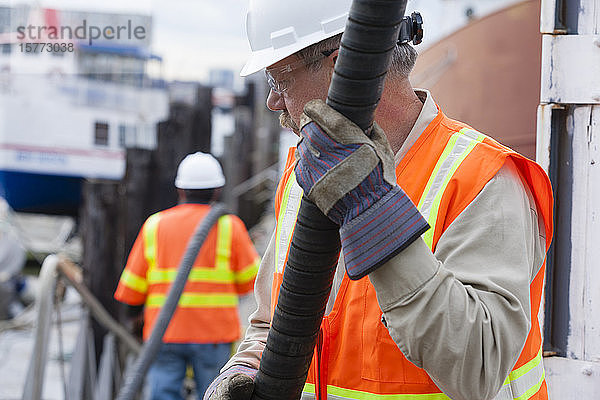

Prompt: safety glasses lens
xmin=265 ymin=69 xmax=292 ymax=94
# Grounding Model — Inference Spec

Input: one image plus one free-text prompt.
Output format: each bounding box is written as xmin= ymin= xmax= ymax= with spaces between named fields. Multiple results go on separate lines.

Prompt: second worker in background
xmin=115 ymin=152 xmax=260 ymax=400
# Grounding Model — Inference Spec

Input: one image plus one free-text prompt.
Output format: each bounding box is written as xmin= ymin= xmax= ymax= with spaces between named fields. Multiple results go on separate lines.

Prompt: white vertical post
xmin=539 ymin=0 xmax=600 ymax=397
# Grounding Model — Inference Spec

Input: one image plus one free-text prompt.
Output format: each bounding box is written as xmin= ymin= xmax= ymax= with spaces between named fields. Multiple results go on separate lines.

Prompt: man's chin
xmin=279 ymin=112 xmax=301 ymax=136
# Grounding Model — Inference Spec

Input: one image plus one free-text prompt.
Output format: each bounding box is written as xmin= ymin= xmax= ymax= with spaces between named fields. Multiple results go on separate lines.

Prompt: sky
xmin=9 ymin=0 xmax=252 ymax=82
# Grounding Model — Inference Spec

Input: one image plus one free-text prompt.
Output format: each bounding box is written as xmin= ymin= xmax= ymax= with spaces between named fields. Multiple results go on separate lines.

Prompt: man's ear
xmin=326 ymin=49 xmax=339 ymax=80
xmin=330 ymin=49 xmax=339 ymax=65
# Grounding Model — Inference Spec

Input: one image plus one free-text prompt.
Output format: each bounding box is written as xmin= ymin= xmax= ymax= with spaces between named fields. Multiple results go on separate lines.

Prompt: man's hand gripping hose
xmin=296 ymin=99 xmax=428 ymax=279
xmin=204 ymin=366 xmax=257 ymax=400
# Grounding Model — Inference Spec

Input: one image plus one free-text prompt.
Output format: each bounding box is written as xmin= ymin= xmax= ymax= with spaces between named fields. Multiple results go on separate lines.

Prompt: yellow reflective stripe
xmin=143 ymin=213 xmax=161 ymax=271
xmin=417 ymin=128 xmax=486 ymax=248
xmin=513 ymin=369 xmax=545 ymax=400
xmin=215 ymin=215 xmax=233 ymax=271
xmin=275 ymin=173 xmax=303 ymax=273
xmin=119 ymin=269 xmax=148 ymax=294
xmin=508 ymin=347 xmax=542 ymax=382
xmin=493 ymin=346 xmax=545 ymax=400
xmin=235 ymin=259 xmax=259 ymax=284
xmin=302 ymin=384 xmax=450 ymax=400
xmin=147 ymin=267 xmax=234 ymax=284
xmin=506 ymin=346 xmax=545 ymax=400
xmin=146 ymin=293 xmax=239 ymax=308
xmin=417 ymin=134 xmax=460 ymax=209
xmin=275 ymin=173 xmax=296 ymax=266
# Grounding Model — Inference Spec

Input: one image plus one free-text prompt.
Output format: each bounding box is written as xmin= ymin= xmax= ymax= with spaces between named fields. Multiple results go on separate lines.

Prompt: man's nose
xmin=266 ymin=89 xmax=285 ymax=111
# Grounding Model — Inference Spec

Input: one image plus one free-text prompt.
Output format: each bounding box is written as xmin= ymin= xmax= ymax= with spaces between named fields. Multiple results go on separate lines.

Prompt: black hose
xmin=251 ymin=1 xmax=408 ymax=399
xmin=328 ymin=0 xmax=409 ymax=131
xmin=117 ymin=203 xmax=228 ymax=400
xmin=252 ymin=200 xmax=340 ymax=400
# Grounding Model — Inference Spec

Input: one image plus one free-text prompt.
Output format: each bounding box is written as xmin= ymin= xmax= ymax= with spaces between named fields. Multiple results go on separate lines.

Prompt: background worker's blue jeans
xmin=147 ymin=342 xmax=231 ymax=400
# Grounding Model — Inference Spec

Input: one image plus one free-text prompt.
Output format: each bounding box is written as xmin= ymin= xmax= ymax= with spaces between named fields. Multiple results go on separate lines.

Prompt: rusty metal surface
xmin=411 ymin=0 xmax=541 ymax=159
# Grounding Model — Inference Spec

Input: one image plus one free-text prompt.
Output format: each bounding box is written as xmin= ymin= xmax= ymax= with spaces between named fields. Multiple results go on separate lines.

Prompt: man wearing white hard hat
xmin=206 ymin=1 xmax=553 ymax=400
xmin=115 ymin=152 xmax=260 ymax=400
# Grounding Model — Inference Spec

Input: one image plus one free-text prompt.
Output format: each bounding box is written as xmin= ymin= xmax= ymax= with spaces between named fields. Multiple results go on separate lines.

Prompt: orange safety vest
xmin=271 ymin=110 xmax=553 ymax=400
xmin=115 ymin=204 xmax=259 ymax=343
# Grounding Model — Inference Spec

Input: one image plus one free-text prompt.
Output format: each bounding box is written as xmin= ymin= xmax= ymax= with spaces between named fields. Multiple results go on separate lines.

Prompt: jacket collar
xmin=394 ymin=89 xmax=439 ymax=166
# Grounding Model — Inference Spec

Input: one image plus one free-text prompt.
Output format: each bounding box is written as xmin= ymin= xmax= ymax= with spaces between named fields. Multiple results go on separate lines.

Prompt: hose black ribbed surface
xmin=251 ymin=1 xmax=407 ymax=399
xmin=116 ymin=203 xmax=228 ymax=400
xmin=252 ymin=199 xmax=339 ymax=400
xmin=328 ymin=0 xmax=408 ymax=131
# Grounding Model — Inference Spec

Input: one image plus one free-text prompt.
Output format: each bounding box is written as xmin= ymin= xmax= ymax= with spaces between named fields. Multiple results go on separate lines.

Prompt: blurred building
xmin=209 ymin=68 xmax=235 ymax=91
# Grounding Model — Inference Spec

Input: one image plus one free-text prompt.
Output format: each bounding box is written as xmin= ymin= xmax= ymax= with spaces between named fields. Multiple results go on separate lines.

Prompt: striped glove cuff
xmin=341 ymin=186 xmax=429 ymax=280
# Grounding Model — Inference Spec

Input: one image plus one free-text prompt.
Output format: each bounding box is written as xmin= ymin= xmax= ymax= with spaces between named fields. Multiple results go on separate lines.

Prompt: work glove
xmin=295 ymin=99 xmax=429 ymax=280
xmin=203 ymin=365 xmax=257 ymax=400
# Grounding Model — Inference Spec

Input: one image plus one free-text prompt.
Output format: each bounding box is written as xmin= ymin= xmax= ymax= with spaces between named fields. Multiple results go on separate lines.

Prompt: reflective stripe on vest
xmin=236 ymin=259 xmax=261 ymax=284
xmin=146 ymin=293 xmax=239 ymax=308
xmin=216 ymin=214 xmax=233 ymax=270
xmin=147 ymin=268 xmax=235 ymax=284
xmin=495 ymin=346 xmax=545 ymax=400
xmin=120 ymin=269 xmax=148 ymax=294
xmin=417 ymin=128 xmax=485 ymax=248
xmin=144 ymin=213 xmax=238 ymax=309
xmin=275 ymin=172 xmax=303 ymax=274
xmin=302 ymin=383 xmax=451 ymax=399
xmin=143 ymin=213 xmax=161 ymax=271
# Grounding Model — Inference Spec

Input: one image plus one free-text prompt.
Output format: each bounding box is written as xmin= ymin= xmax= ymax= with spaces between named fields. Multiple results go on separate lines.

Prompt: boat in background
xmin=0 ymin=5 xmax=169 ymax=215
xmin=410 ymin=0 xmax=541 ymax=159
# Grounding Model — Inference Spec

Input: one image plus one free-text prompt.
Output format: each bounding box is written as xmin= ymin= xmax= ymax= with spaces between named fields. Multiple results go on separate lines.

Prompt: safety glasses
xmin=265 ymin=48 xmax=338 ymax=94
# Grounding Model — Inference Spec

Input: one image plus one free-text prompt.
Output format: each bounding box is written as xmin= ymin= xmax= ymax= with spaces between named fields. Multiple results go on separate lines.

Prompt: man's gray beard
xmin=279 ymin=111 xmax=300 ymax=135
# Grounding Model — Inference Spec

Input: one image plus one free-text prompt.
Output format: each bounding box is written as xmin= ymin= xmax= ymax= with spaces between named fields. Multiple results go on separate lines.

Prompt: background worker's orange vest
xmin=115 ymin=203 xmax=259 ymax=343
xmin=272 ymin=110 xmax=553 ymax=400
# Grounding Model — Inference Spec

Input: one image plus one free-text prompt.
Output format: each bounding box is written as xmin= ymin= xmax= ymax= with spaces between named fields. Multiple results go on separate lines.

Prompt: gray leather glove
xmin=203 ymin=366 xmax=257 ymax=400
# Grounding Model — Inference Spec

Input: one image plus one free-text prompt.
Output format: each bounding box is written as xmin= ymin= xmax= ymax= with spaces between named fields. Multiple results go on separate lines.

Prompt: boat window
xmin=119 ymin=125 xmax=126 ymax=147
xmin=118 ymin=125 xmax=138 ymax=148
xmin=94 ymin=122 xmax=109 ymax=146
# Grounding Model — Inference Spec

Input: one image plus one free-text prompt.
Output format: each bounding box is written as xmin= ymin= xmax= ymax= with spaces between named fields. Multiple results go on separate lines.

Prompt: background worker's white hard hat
xmin=240 ymin=0 xmax=352 ymax=77
xmin=175 ymin=152 xmax=225 ymax=189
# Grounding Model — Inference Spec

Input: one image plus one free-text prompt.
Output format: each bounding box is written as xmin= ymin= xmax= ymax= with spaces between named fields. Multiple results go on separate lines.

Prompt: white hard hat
xmin=175 ymin=152 xmax=225 ymax=189
xmin=240 ymin=0 xmax=352 ymax=76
